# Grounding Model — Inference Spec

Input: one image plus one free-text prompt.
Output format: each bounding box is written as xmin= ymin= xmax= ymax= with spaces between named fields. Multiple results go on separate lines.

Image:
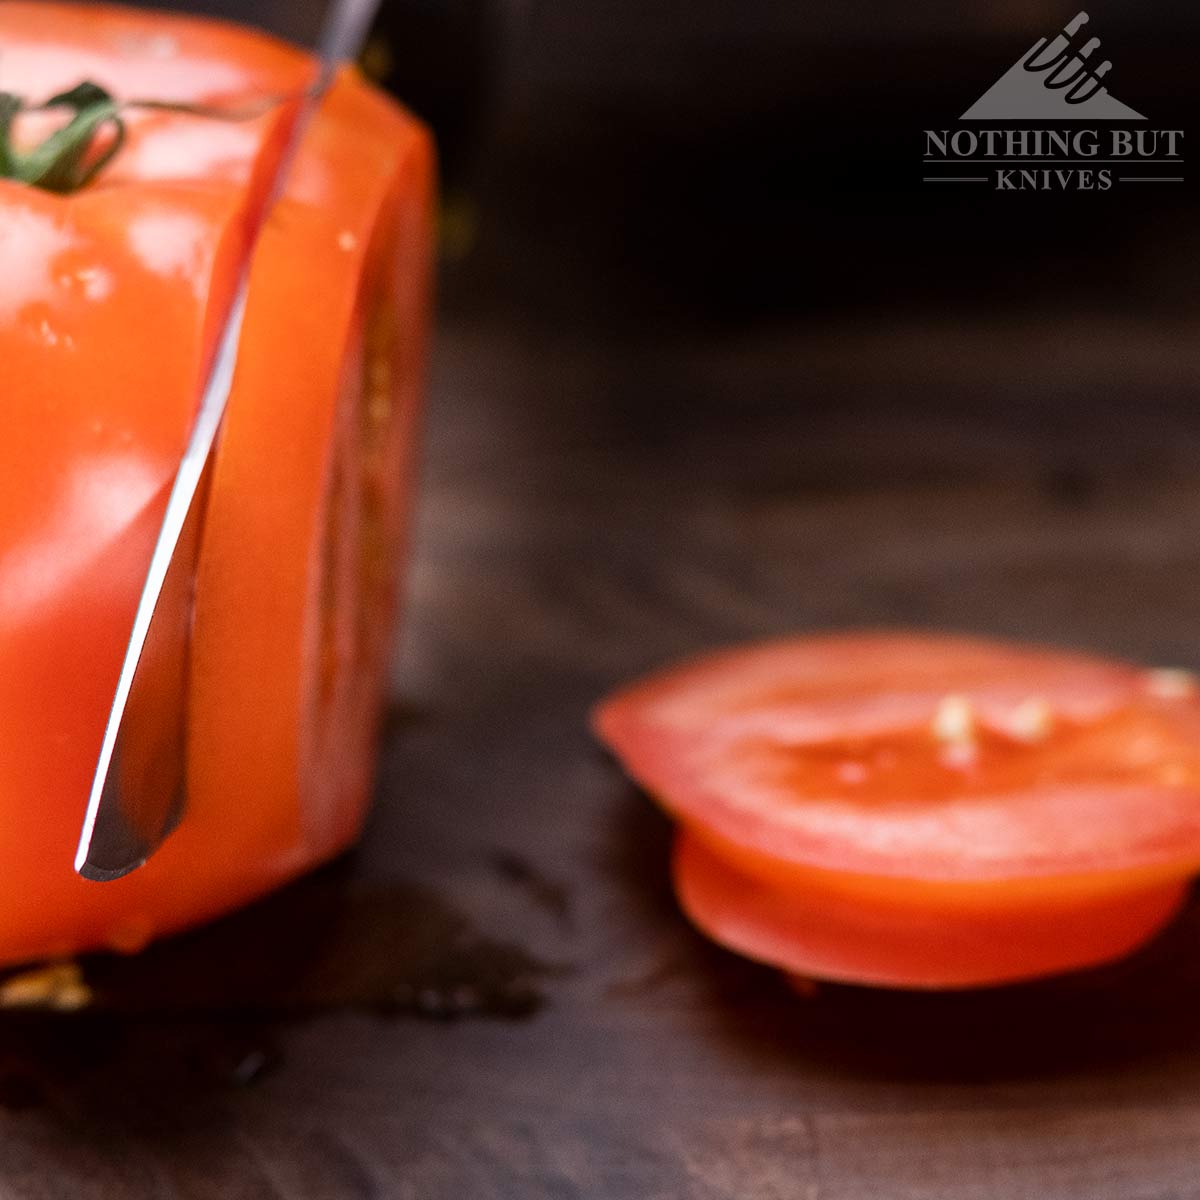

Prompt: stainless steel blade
xmin=75 ymin=0 xmax=384 ymax=881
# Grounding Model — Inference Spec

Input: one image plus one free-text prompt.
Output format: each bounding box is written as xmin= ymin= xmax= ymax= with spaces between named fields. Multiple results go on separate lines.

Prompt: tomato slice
xmin=674 ymin=832 xmax=1188 ymax=989
xmin=596 ymin=632 xmax=1200 ymax=987
xmin=595 ymin=632 xmax=1200 ymax=883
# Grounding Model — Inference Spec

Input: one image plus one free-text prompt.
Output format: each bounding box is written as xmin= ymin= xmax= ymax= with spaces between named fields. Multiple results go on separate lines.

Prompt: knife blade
xmin=74 ymin=0 xmax=384 ymax=881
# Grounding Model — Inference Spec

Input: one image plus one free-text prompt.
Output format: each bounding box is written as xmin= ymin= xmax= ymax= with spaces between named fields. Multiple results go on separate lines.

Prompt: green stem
xmin=0 ymin=94 xmax=22 ymax=179
xmin=0 ymin=81 xmax=287 ymax=195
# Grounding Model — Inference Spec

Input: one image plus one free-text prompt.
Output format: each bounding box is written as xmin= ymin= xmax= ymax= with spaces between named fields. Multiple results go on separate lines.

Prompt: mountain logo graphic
xmin=962 ymin=11 xmax=1144 ymax=121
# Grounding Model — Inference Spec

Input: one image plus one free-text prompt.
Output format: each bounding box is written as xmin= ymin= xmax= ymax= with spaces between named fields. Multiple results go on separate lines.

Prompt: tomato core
xmin=755 ymin=704 xmax=1200 ymax=806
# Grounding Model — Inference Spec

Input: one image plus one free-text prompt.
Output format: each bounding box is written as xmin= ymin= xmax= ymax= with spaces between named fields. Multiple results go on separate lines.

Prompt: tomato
xmin=0 ymin=4 xmax=433 ymax=963
xmin=594 ymin=633 xmax=1200 ymax=987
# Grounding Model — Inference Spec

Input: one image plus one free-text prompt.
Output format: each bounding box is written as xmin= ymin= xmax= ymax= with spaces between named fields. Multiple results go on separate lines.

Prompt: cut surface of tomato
xmin=595 ymin=632 xmax=1200 ymax=882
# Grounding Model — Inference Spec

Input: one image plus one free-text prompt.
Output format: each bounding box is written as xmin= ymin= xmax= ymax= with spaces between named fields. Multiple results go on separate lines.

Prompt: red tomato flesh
xmin=596 ymin=633 xmax=1200 ymax=882
xmin=595 ymin=632 xmax=1200 ymax=987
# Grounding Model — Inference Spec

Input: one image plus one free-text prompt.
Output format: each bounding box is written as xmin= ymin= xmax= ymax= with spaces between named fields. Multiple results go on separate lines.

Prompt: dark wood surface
xmin=5 ymin=298 xmax=1200 ymax=1197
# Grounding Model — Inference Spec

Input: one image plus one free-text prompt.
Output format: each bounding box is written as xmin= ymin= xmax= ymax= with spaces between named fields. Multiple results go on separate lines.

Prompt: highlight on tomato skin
xmin=593 ymin=631 xmax=1200 ymax=989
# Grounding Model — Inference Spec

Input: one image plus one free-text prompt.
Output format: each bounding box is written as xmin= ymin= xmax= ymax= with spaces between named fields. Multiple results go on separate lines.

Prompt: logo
xmin=924 ymin=11 xmax=1184 ymax=191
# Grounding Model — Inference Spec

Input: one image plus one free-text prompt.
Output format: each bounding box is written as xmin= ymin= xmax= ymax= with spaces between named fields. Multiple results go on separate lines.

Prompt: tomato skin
xmin=0 ymin=3 xmax=311 ymax=110
xmin=0 ymin=8 xmax=433 ymax=963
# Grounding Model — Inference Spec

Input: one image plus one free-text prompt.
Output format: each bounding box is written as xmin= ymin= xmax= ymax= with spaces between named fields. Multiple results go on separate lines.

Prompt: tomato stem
xmin=0 ymin=80 xmax=285 ymax=194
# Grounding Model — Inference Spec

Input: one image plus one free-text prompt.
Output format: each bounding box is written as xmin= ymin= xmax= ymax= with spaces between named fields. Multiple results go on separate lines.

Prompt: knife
xmin=74 ymin=0 xmax=384 ymax=881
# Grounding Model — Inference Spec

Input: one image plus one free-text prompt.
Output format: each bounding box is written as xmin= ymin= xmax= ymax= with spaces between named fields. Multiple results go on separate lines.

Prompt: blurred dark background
xmin=135 ymin=0 xmax=1200 ymax=327
xmin=130 ymin=0 xmax=1200 ymax=666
